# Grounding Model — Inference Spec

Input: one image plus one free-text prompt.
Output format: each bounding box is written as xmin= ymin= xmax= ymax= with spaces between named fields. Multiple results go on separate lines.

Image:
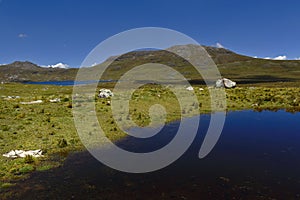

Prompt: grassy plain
xmin=0 ymin=82 xmax=300 ymax=190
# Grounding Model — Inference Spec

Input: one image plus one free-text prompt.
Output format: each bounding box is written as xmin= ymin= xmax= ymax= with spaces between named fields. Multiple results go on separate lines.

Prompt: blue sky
xmin=0 ymin=0 xmax=299 ymax=67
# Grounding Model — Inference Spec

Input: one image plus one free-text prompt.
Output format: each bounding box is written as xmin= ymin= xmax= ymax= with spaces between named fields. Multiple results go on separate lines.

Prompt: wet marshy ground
xmin=3 ymin=110 xmax=300 ymax=199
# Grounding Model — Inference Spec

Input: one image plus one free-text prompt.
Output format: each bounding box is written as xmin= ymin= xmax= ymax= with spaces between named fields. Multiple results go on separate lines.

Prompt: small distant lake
xmin=25 ymin=80 xmax=114 ymax=86
xmin=6 ymin=110 xmax=300 ymax=199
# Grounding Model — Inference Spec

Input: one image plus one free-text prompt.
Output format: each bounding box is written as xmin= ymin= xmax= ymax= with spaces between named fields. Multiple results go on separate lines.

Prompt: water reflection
xmin=4 ymin=110 xmax=300 ymax=199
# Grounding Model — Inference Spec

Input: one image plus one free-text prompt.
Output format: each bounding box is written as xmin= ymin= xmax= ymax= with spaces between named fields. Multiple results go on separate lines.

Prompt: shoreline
xmin=0 ymin=83 xmax=300 ymax=189
xmin=2 ymin=109 xmax=300 ymax=199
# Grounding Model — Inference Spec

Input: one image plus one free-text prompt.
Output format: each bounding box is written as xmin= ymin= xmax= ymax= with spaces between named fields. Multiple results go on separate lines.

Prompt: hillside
xmin=0 ymin=61 xmax=77 ymax=82
xmin=95 ymin=45 xmax=300 ymax=85
xmin=1 ymin=45 xmax=300 ymax=85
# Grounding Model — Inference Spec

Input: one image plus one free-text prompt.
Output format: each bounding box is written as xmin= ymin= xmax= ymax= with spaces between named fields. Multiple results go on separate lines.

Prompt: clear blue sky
xmin=0 ymin=0 xmax=299 ymax=67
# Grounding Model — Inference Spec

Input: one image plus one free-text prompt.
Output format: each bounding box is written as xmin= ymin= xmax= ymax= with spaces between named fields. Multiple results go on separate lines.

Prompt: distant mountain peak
xmin=104 ymin=44 xmax=235 ymax=63
xmin=7 ymin=61 xmax=40 ymax=69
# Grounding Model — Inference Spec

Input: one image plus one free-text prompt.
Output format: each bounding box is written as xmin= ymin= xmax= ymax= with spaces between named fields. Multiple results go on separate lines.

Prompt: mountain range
xmin=1 ymin=45 xmax=300 ymax=85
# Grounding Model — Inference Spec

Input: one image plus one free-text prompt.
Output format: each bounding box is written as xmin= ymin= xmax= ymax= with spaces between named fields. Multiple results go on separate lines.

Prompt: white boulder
xmin=186 ymin=86 xmax=194 ymax=91
xmin=3 ymin=149 xmax=43 ymax=158
xmin=20 ymin=100 xmax=43 ymax=104
xmin=49 ymin=98 xmax=60 ymax=103
xmin=215 ymin=78 xmax=236 ymax=88
xmin=98 ymin=88 xmax=114 ymax=98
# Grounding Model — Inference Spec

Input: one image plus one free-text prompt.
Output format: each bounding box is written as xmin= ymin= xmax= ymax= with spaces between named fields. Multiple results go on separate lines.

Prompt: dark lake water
xmin=25 ymin=80 xmax=113 ymax=86
xmin=5 ymin=110 xmax=300 ymax=199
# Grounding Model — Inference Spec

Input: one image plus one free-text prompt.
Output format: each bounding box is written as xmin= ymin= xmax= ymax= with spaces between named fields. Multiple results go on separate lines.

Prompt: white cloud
xmin=295 ymin=57 xmax=300 ymax=60
xmin=42 ymin=63 xmax=70 ymax=69
xmin=264 ymin=55 xmax=287 ymax=60
xmin=274 ymin=55 xmax=287 ymax=60
xmin=18 ymin=33 xmax=27 ymax=38
xmin=215 ymin=42 xmax=225 ymax=48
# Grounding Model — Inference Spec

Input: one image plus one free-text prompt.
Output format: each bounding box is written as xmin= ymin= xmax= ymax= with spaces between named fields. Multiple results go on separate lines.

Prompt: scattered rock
xmin=49 ymin=98 xmax=60 ymax=103
xmin=20 ymin=100 xmax=43 ymax=104
xmin=216 ymin=78 xmax=236 ymax=88
xmin=3 ymin=149 xmax=43 ymax=158
xmin=199 ymin=88 xmax=204 ymax=91
xmin=186 ymin=86 xmax=194 ymax=91
xmin=98 ymin=89 xmax=113 ymax=98
xmin=4 ymin=96 xmax=20 ymax=100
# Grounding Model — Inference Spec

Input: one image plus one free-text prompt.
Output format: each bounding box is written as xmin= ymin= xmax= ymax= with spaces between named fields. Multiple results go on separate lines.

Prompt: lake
xmin=25 ymin=80 xmax=114 ymax=86
xmin=6 ymin=110 xmax=300 ymax=199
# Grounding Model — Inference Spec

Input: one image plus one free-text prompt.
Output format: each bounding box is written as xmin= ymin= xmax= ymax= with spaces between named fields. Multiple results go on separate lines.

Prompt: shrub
xmin=24 ymin=155 xmax=35 ymax=164
xmin=62 ymin=97 xmax=70 ymax=102
xmin=58 ymin=138 xmax=68 ymax=148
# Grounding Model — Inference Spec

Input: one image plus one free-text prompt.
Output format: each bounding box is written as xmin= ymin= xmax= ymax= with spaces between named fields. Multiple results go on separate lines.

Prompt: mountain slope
xmin=1 ymin=45 xmax=300 ymax=85
xmin=97 ymin=45 xmax=300 ymax=84
xmin=0 ymin=61 xmax=77 ymax=82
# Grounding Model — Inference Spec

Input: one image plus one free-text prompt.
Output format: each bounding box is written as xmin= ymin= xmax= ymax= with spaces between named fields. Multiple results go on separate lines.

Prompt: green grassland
xmin=0 ymin=82 xmax=300 ymax=190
